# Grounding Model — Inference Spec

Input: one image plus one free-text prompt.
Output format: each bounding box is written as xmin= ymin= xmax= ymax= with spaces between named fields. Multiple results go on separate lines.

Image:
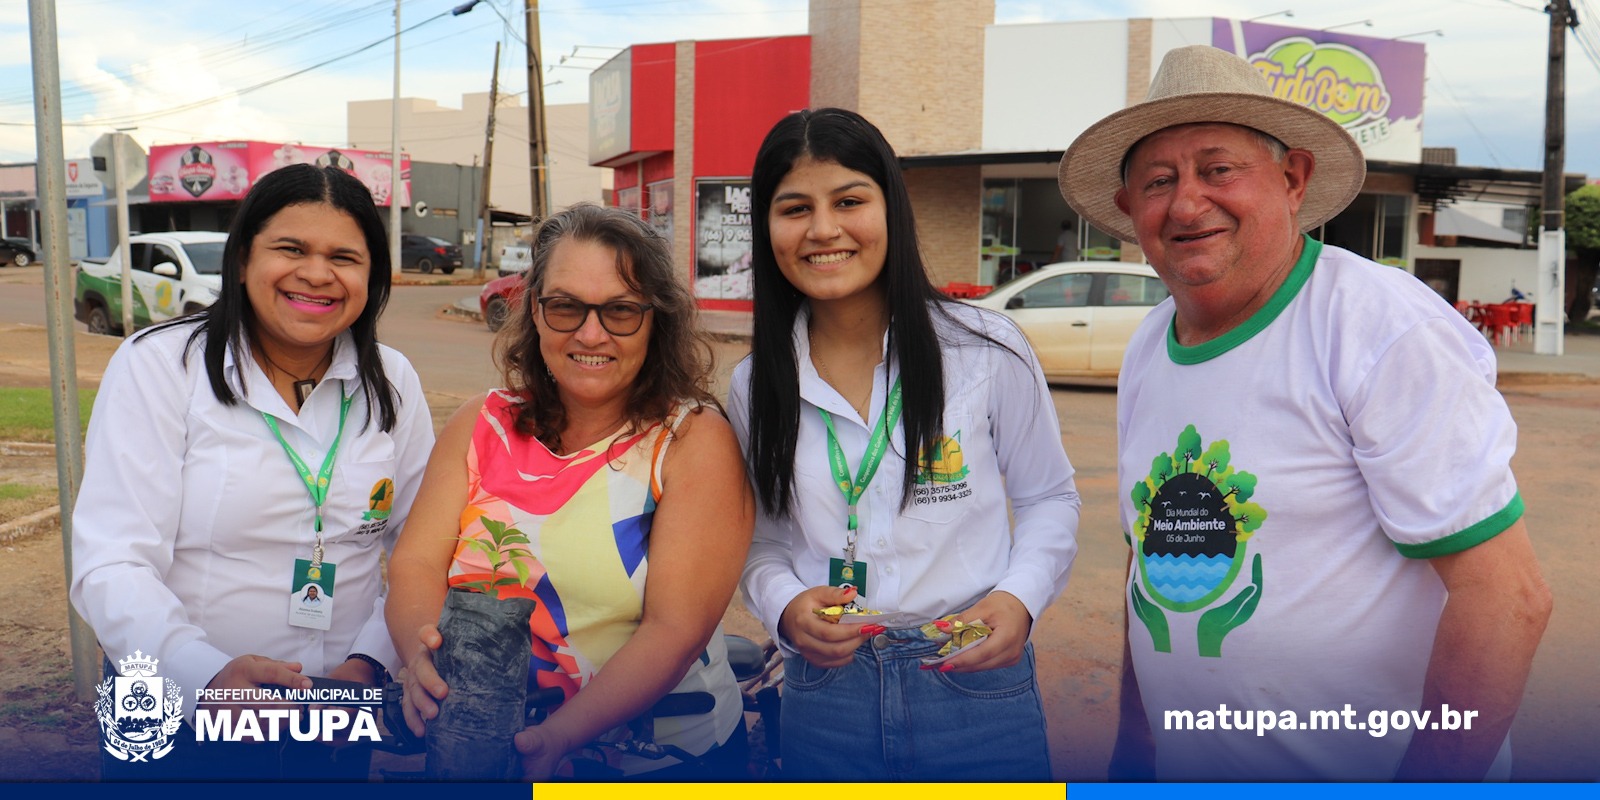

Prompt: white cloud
xmin=1 ymin=0 xmax=1595 ymax=178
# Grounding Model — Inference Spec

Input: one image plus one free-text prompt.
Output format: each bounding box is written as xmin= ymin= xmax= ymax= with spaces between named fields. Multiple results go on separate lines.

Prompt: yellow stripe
xmin=535 ymin=785 xmax=1064 ymax=800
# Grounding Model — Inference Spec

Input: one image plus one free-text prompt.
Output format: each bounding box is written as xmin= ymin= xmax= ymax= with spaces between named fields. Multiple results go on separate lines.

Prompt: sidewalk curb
xmin=0 ymin=505 xmax=59 ymax=546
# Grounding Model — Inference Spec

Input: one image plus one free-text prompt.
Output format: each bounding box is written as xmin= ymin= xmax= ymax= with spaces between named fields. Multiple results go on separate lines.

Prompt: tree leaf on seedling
xmin=463 ymin=539 xmax=499 ymax=560
xmin=512 ymin=559 xmax=531 ymax=590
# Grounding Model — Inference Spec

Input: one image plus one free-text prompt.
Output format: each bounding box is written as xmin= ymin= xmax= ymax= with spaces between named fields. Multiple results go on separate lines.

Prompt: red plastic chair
xmin=1478 ymin=304 xmax=1514 ymax=347
xmin=1512 ymin=302 xmax=1535 ymax=340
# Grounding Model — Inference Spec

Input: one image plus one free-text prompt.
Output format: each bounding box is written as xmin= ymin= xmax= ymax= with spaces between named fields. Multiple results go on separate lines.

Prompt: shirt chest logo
xmin=1130 ymin=425 xmax=1268 ymax=657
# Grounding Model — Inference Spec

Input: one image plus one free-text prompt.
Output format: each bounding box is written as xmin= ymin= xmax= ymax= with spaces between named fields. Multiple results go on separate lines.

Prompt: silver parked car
xmin=968 ymin=261 xmax=1169 ymax=380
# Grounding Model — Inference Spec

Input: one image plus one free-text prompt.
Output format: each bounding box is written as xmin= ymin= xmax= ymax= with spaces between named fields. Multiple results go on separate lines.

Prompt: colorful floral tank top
xmin=447 ymin=390 xmax=740 ymax=772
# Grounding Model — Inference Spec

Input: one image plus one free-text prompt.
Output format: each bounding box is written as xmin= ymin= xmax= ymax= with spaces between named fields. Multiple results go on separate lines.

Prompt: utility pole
xmin=112 ymin=131 xmax=134 ymax=336
xmin=525 ymin=0 xmax=550 ymax=222
xmin=28 ymin=0 xmax=98 ymax=701
xmin=1536 ymin=0 xmax=1577 ymax=355
xmin=475 ymin=41 xmax=501 ymax=280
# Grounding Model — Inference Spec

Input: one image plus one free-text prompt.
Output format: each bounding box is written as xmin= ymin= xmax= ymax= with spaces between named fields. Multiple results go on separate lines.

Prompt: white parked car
xmin=498 ymin=244 xmax=533 ymax=277
xmin=968 ymin=261 xmax=1169 ymax=380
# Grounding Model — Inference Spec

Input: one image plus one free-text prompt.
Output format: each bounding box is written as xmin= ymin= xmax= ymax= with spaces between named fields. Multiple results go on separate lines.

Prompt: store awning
xmin=1432 ymin=207 xmax=1526 ymax=246
xmin=1368 ymin=160 xmax=1586 ymax=210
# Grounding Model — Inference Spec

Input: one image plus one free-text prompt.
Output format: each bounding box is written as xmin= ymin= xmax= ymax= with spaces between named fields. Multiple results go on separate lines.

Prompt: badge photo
xmin=289 ymin=558 xmax=336 ymax=631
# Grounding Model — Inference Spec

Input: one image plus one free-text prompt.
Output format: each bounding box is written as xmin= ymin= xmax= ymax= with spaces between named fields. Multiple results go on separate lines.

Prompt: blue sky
xmin=2 ymin=0 xmax=1597 ymax=177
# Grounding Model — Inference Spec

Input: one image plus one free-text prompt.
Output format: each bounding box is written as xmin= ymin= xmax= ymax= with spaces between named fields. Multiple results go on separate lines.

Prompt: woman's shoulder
xmin=930 ymin=299 xmax=1031 ymax=353
xmin=376 ymin=342 xmax=421 ymax=381
xmin=115 ymin=320 xmax=206 ymax=383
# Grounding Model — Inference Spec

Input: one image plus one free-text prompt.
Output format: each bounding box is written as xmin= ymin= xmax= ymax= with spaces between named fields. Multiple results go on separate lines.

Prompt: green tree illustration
xmin=1131 ymin=480 xmax=1152 ymax=512
xmin=1200 ymin=440 xmax=1232 ymax=481
xmin=1232 ymin=501 xmax=1268 ymax=542
xmin=1150 ymin=452 xmax=1174 ymax=483
xmin=1220 ymin=471 xmax=1258 ymax=504
xmin=1175 ymin=425 xmax=1202 ymax=474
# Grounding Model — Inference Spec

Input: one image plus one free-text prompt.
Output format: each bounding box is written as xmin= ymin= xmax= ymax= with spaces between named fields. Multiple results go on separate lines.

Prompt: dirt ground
xmin=1 ymin=316 xmax=1596 ymax=781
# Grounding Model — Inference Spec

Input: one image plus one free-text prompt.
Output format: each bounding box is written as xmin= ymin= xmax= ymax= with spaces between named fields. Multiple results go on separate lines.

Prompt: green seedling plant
xmin=454 ymin=516 xmax=536 ymax=598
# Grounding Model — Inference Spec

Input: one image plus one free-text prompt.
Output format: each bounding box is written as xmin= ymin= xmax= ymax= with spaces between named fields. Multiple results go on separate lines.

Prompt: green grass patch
xmin=0 ymin=483 xmax=45 ymax=501
xmin=0 ymin=387 xmax=95 ymax=443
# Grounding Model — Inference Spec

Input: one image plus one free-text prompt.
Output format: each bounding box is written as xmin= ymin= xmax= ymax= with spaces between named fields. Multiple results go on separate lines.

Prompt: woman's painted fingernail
xmin=939 ymin=664 xmax=954 ymax=673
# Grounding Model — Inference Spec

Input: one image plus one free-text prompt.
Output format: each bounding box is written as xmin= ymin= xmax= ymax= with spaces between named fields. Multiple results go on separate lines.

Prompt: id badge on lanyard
xmin=818 ymin=378 xmax=902 ymax=602
xmin=262 ymin=390 xmax=352 ymax=631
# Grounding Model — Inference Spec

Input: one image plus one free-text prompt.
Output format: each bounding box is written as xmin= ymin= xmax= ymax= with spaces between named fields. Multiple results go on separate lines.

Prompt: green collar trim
xmin=1167 ymin=236 xmax=1322 ymax=365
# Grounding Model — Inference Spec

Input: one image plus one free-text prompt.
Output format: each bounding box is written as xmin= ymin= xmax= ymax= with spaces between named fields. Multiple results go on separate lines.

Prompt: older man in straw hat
xmin=1060 ymin=45 xmax=1551 ymax=781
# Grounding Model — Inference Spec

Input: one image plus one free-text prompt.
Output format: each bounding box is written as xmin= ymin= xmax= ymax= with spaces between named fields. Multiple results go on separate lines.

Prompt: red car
xmin=478 ymin=273 xmax=526 ymax=332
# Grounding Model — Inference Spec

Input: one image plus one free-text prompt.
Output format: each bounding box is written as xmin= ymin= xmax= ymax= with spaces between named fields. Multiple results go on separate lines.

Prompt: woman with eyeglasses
xmin=386 ymin=203 xmax=755 ymax=781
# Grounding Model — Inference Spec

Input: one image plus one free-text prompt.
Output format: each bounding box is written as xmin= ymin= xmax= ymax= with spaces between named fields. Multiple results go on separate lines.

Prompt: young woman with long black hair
xmin=729 ymin=108 xmax=1082 ymax=780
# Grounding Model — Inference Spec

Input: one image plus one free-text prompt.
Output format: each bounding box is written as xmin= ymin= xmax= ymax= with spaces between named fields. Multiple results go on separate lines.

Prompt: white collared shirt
xmin=731 ymin=302 xmax=1081 ymax=653
xmin=70 ymin=324 xmax=434 ymax=700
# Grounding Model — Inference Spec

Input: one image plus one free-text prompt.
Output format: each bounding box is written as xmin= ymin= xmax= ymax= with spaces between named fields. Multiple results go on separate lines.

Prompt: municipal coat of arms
xmin=96 ymin=650 xmax=184 ymax=762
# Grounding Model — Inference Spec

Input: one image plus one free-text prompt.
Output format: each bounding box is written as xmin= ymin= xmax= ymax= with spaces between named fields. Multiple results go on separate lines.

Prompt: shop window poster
xmin=695 ymin=179 xmax=753 ymax=301
xmin=646 ymin=180 xmax=673 ymax=245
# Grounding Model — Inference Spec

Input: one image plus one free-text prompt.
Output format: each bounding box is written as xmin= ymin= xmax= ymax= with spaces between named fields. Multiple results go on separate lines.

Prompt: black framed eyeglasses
xmin=536 ymin=296 xmax=654 ymax=336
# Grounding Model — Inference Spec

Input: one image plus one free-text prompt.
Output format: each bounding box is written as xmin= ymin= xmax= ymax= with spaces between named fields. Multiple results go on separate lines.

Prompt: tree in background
xmin=1567 ymin=184 xmax=1600 ymax=323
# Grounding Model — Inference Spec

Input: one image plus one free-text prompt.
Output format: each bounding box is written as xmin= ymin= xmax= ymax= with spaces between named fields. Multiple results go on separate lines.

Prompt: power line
xmin=1425 ymin=53 xmax=1511 ymax=167
xmin=1 ymin=5 xmax=479 ymax=129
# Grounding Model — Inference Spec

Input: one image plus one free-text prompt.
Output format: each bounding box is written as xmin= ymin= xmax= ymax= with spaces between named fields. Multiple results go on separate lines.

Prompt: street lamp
xmin=1247 ymin=10 xmax=1294 ymax=22
xmin=1322 ymin=20 xmax=1374 ymax=32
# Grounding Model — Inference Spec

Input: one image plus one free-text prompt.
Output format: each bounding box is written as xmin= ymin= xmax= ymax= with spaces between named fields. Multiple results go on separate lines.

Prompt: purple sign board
xmin=1212 ymin=19 xmax=1426 ymax=162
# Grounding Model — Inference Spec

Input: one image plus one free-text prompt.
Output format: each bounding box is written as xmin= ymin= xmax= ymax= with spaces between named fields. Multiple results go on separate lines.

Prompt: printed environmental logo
xmin=96 ymin=650 xmax=184 ymax=763
xmin=363 ymin=477 xmax=394 ymax=521
xmin=912 ymin=432 xmax=972 ymax=507
xmin=916 ymin=433 xmax=970 ymax=485
xmin=1129 ymin=425 xmax=1268 ymax=657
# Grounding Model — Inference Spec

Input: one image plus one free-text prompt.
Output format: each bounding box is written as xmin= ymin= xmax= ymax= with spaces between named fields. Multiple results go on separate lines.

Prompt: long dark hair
xmin=140 ymin=163 xmax=398 ymax=431
xmin=747 ymin=108 xmax=955 ymax=517
xmin=496 ymin=203 xmax=717 ymax=453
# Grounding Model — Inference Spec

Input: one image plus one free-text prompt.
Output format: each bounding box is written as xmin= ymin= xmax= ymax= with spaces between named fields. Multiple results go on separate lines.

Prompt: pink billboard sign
xmin=147 ymin=141 xmax=411 ymax=206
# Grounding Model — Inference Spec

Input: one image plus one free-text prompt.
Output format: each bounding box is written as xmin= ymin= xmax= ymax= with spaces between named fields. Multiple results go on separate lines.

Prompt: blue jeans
xmin=780 ymin=629 xmax=1052 ymax=781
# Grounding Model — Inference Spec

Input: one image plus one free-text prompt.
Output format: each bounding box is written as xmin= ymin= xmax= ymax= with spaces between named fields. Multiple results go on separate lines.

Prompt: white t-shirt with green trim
xmin=1117 ymin=238 xmax=1520 ymax=780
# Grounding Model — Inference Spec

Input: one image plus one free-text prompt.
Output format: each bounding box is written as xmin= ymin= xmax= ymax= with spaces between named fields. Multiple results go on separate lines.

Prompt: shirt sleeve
xmin=1345 ymin=316 xmax=1521 ymax=558
xmin=346 ymin=352 xmax=436 ymax=674
xmin=727 ymin=360 xmax=811 ymax=658
xmin=982 ymin=318 xmax=1082 ymax=621
xmin=69 ymin=335 xmax=234 ymax=705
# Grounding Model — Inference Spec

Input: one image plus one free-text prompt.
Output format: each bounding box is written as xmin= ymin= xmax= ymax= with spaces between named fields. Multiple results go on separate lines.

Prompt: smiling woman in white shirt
xmin=69 ymin=164 xmax=434 ymax=780
xmin=730 ymin=108 xmax=1082 ymax=781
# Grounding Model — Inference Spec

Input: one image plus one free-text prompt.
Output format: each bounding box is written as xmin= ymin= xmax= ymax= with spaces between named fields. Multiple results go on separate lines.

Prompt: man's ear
xmin=1114 ymin=186 xmax=1131 ymax=216
xmin=1283 ymin=149 xmax=1315 ymax=215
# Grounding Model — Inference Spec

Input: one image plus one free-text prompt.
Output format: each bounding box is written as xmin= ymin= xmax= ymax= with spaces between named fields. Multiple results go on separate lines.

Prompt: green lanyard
xmin=262 ymin=390 xmax=352 ymax=567
xmin=818 ymin=378 xmax=902 ymax=565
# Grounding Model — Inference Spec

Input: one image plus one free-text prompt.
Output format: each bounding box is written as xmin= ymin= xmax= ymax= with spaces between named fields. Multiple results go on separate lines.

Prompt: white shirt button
xmin=877 ymin=538 xmax=887 ymax=547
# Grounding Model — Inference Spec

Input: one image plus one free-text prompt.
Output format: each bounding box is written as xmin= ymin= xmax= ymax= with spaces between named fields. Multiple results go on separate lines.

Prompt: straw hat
xmin=1058 ymin=44 xmax=1366 ymax=244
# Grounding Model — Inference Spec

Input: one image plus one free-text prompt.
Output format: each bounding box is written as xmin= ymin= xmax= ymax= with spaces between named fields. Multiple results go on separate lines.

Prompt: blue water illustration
xmin=1146 ymin=553 xmax=1234 ymax=603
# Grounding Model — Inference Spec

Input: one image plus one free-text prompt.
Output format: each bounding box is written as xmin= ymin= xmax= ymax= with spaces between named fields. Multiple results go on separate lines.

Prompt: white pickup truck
xmin=75 ymin=231 xmax=228 ymax=335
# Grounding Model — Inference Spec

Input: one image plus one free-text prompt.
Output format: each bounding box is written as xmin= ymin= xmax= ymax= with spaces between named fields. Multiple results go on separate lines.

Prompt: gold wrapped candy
xmin=815 ymin=602 xmax=882 ymax=621
xmin=920 ymin=616 xmax=992 ymax=656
